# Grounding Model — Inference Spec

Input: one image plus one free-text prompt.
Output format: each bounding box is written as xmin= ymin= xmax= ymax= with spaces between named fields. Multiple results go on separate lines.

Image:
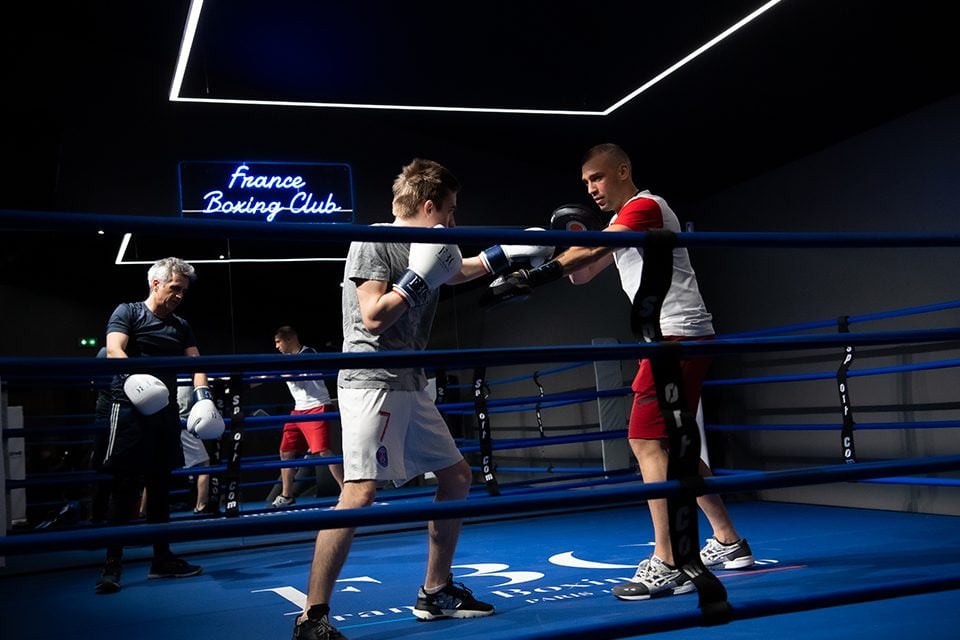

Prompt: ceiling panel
xmin=176 ymin=0 xmax=783 ymax=113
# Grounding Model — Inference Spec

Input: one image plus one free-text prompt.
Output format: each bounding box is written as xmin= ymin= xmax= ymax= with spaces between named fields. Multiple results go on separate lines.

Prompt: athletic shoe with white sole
xmin=700 ymin=537 xmax=756 ymax=570
xmin=413 ymin=574 xmax=495 ymax=620
xmin=271 ymin=494 xmax=297 ymax=508
xmin=612 ymin=556 xmax=696 ymax=600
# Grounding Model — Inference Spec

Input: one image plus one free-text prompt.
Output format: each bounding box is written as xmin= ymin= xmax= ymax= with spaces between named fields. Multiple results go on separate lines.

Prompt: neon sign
xmin=178 ymin=161 xmax=354 ymax=223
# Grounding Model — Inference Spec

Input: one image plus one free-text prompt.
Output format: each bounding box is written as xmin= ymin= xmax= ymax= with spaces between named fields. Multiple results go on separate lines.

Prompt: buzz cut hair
xmin=582 ymin=143 xmax=632 ymax=173
xmin=275 ymin=325 xmax=298 ymax=341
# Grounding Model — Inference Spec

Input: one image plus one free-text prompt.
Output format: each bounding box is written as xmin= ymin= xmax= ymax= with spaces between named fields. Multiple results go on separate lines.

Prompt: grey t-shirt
xmin=338 ymin=230 xmax=438 ymax=391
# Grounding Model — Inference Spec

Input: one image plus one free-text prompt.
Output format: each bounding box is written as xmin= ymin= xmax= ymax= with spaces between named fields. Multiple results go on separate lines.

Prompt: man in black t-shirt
xmin=95 ymin=257 xmax=211 ymax=594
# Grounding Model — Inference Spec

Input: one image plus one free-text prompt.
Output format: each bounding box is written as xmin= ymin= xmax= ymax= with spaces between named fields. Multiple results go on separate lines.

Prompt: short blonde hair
xmin=391 ymin=158 xmax=461 ymax=219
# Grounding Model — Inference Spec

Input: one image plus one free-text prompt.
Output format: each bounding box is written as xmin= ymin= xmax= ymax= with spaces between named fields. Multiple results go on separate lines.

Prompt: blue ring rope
xmin=3 ymin=209 xmax=958 ymax=388
xmin=4 ymin=429 xmax=628 ymax=489
xmin=6 ymin=209 xmax=960 ymax=248
xmin=712 ymin=468 xmax=960 ymax=488
xmin=11 ymin=413 xmax=957 ymax=490
xmin=706 ymin=357 xmax=960 ymax=386
xmin=722 ymin=299 xmax=960 ymax=339
xmin=446 ymin=361 xmax=593 ymax=389
xmin=707 ymin=420 xmax=960 ymax=432
xmin=446 ymin=297 xmax=960 ymax=389
xmin=2 ymin=453 xmax=957 ymax=554
xmin=4 ymin=328 xmax=960 ymax=378
xmin=9 ymin=344 xmax=960 ymax=435
xmin=475 ymin=466 xmax=607 ymax=474
xmin=6 ymin=211 xmax=958 ymax=551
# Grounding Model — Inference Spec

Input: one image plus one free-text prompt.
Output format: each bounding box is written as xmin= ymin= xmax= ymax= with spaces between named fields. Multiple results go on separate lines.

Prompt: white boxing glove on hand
xmin=123 ymin=374 xmax=169 ymax=416
xmin=479 ymin=227 xmax=555 ymax=275
xmin=393 ymin=227 xmax=463 ymax=308
xmin=187 ymin=386 xmax=225 ymax=439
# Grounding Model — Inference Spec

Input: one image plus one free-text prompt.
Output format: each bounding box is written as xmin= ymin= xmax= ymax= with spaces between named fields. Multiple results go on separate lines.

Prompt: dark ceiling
xmin=175 ymin=0 xmax=959 ymax=121
xmin=4 ymin=0 xmax=958 ymax=214
xmin=181 ymin=0 xmax=774 ymax=113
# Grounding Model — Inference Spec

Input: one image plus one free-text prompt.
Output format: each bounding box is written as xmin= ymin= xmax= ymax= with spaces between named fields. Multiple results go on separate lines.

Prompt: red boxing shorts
xmin=628 ymin=336 xmax=713 ymax=440
xmin=280 ymin=405 xmax=331 ymax=453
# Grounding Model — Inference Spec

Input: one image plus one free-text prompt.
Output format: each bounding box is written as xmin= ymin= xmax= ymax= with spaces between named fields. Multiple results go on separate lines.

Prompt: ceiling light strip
xmin=605 ymin=0 xmax=785 ymax=114
xmin=170 ymin=96 xmax=606 ymax=117
xmin=169 ymin=1 xmax=783 ymax=116
xmin=168 ymin=0 xmax=206 ymax=101
xmin=114 ymin=231 xmax=345 ymax=265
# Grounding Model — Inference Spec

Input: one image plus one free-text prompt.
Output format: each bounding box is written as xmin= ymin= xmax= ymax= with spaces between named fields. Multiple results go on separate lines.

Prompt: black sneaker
xmin=95 ymin=558 xmax=122 ymax=594
xmin=194 ymin=504 xmax=221 ymax=517
xmin=413 ymin=574 xmax=495 ymax=620
xmin=292 ymin=611 xmax=346 ymax=639
xmin=148 ymin=555 xmax=203 ymax=579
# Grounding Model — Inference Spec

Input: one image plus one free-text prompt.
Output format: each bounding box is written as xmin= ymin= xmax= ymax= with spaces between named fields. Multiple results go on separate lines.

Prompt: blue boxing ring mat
xmin=2 ymin=498 xmax=959 ymax=640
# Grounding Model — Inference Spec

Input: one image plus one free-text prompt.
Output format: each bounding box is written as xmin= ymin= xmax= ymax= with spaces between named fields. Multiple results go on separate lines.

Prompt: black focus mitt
xmin=549 ymin=203 xmax=606 ymax=232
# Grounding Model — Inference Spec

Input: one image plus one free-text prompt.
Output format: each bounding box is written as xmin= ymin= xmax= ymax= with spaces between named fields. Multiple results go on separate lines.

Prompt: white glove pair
xmin=122 ymin=374 xmax=224 ymax=439
xmin=393 ymin=226 xmax=555 ymax=308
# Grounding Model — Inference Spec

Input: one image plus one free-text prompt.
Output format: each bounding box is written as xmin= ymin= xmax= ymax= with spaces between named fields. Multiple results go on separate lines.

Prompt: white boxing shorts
xmin=180 ymin=429 xmax=211 ymax=468
xmin=338 ymin=387 xmax=463 ymax=483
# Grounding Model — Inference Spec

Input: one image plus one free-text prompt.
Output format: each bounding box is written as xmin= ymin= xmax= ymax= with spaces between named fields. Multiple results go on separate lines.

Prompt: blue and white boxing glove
xmin=187 ymin=386 xmax=225 ymax=439
xmin=393 ymin=227 xmax=463 ymax=308
xmin=479 ymin=227 xmax=554 ymax=275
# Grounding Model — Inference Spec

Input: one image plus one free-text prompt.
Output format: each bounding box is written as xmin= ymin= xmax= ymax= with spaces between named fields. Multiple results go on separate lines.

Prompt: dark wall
xmin=690 ymin=94 xmax=960 ymax=515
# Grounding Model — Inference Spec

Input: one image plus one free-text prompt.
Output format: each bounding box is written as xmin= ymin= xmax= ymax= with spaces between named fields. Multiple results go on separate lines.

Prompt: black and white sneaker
xmin=413 ymin=574 xmax=495 ymax=620
xmin=700 ymin=537 xmax=756 ymax=570
xmin=272 ymin=495 xmax=296 ymax=508
xmin=612 ymin=556 xmax=696 ymax=601
xmin=292 ymin=610 xmax=346 ymax=640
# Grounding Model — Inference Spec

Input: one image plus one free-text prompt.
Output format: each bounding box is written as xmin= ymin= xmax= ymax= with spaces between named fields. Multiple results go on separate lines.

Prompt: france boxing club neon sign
xmin=178 ymin=161 xmax=354 ymax=223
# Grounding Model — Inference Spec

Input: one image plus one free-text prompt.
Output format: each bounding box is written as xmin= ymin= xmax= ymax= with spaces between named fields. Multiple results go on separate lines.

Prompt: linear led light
xmin=168 ymin=0 xmax=205 ymax=103
xmin=169 ymin=0 xmax=784 ymax=116
xmin=113 ymin=232 xmax=346 ymax=265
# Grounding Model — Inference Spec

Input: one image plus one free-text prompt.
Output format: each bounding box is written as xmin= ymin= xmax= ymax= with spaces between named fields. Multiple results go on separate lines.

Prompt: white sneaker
xmin=611 ymin=556 xmax=695 ymax=600
xmin=271 ymin=494 xmax=296 ymax=508
xmin=700 ymin=537 xmax=755 ymax=569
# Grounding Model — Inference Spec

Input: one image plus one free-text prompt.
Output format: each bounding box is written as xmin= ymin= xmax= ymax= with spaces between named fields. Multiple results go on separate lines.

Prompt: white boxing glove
xmin=392 ymin=225 xmax=463 ymax=307
xmin=123 ymin=374 xmax=169 ymax=416
xmin=187 ymin=386 xmax=225 ymax=439
xmin=479 ymin=227 xmax=555 ymax=275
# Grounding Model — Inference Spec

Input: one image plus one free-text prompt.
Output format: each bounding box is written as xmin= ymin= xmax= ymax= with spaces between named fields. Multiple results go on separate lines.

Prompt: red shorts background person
xmin=270 ymin=326 xmax=344 ymax=508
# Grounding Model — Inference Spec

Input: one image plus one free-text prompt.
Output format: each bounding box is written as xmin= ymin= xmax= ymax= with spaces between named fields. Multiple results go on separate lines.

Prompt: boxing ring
xmin=2 ymin=211 xmax=960 ymax=639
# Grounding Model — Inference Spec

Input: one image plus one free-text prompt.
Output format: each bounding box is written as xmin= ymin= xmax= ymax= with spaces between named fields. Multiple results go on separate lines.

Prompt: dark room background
xmin=2 ymin=1 xmax=958 ymax=514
